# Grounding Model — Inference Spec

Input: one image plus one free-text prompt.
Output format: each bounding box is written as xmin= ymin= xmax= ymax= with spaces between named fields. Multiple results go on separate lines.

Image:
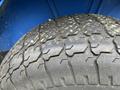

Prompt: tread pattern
xmin=1 ymin=14 xmax=120 ymax=90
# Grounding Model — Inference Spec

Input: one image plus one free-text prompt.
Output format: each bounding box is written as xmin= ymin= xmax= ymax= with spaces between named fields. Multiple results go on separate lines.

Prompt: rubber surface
xmin=0 ymin=51 xmax=8 ymax=64
xmin=0 ymin=54 xmax=4 ymax=64
xmin=1 ymin=14 xmax=120 ymax=90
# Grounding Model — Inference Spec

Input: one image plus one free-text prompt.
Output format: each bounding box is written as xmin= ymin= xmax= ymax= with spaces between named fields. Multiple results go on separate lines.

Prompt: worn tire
xmin=0 ymin=55 xmax=3 ymax=64
xmin=1 ymin=14 xmax=120 ymax=90
xmin=0 ymin=51 xmax=8 ymax=64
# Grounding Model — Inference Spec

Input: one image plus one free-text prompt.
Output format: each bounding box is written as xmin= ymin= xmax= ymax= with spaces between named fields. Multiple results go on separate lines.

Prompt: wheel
xmin=1 ymin=14 xmax=120 ymax=90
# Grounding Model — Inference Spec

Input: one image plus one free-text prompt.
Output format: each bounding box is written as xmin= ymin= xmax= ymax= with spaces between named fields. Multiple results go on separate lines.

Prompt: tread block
xmin=82 ymin=20 xmax=104 ymax=35
xmin=24 ymin=46 xmax=41 ymax=66
xmin=46 ymin=52 xmax=75 ymax=86
xmin=92 ymin=14 xmax=120 ymax=36
xmin=9 ymin=54 xmax=23 ymax=74
xmin=89 ymin=35 xmax=103 ymax=48
xmin=65 ymin=37 xmax=87 ymax=56
xmin=97 ymin=52 xmax=120 ymax=85
xmin=42 ymin=41 xmax=63 ymax=60
xmin=56 ymin=16 xmax=81 ymax=37
xmin=70 ymin=49 xmax=98 ymax=85
xmin=11 ymin=66 xmax=33 ymax=90
xmin=40 ymin=20 xmax=58 ymax=41
xmin=1 ymin=74 xmax=15 ymax=90
xmin=89 ymin=36 xmax=114 ymax=54
xmin=27 ymin=61 xmax=53 ymax=89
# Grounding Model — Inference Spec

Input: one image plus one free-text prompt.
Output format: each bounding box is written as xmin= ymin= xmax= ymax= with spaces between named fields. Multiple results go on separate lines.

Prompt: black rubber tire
xmin=1 ymin=14 xmax=120 ymax=90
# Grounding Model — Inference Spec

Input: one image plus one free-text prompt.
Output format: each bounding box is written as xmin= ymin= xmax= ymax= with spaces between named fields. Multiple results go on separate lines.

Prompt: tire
xmin=0 ymin=51 xmax=8 ymax=64
xmin=0 ymin=54 xmax=3 ymax=64
xmin=1 ymin=14 xmax=120 ymax=90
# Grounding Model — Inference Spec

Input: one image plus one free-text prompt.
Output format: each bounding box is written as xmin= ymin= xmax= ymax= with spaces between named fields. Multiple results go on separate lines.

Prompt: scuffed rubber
xmin=1 ymin=14 xmax=120 ymax=90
